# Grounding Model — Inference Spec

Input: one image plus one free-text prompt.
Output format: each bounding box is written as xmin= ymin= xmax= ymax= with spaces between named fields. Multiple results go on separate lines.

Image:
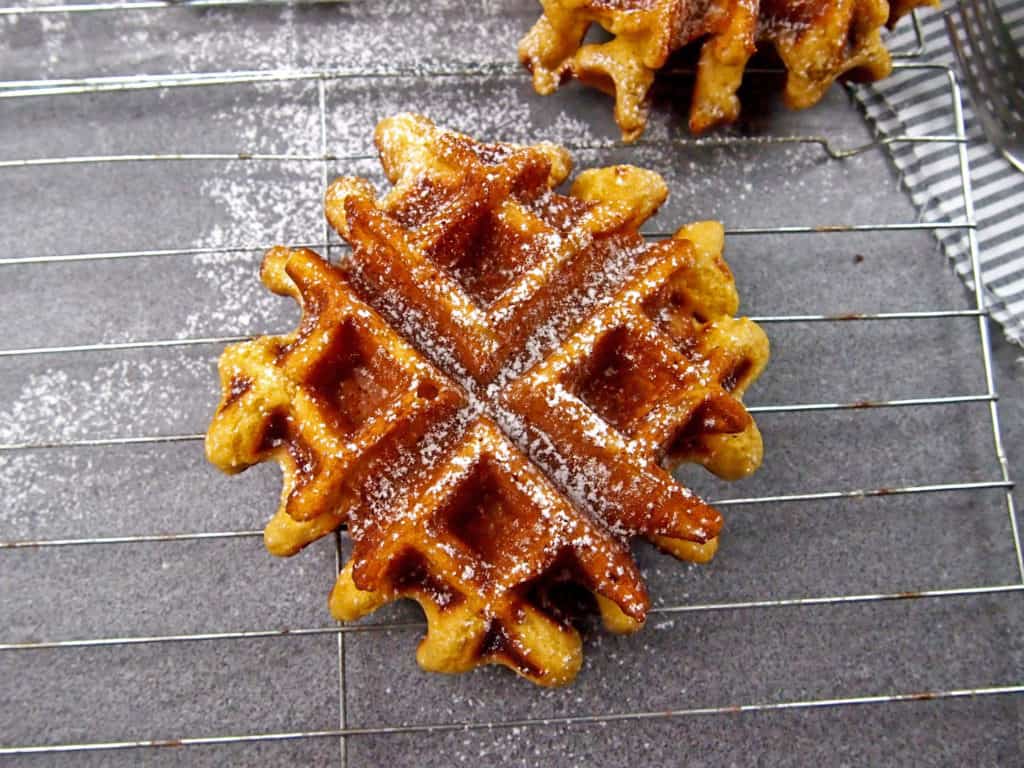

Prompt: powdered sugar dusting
xmin=0 ymin=351 xmax=213 ymax=445
xmin=181 ymin=164 xmax=321 ymax=338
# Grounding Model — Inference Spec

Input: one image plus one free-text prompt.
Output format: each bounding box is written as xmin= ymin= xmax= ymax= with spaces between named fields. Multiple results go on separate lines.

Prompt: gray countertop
xmin=1 ymin=2 xmax=1021 ymax=765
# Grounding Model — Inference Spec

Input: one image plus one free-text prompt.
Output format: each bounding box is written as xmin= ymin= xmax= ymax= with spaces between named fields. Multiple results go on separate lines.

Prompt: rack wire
xmin=0 ymin=1 xmax=1020 ymax=762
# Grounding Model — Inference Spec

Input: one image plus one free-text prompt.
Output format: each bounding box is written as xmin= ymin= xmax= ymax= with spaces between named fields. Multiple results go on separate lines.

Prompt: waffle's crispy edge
xmin=519 ymin=0 xmax=940 ymax=140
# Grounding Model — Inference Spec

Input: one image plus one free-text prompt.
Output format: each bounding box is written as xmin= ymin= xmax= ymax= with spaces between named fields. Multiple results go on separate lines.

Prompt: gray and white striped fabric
xmin=854 ymin=0 xmax=1024 ymax=346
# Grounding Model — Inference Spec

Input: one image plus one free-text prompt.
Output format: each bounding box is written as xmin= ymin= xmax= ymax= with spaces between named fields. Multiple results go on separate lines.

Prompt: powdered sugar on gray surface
xmin=0 ymin=352 xmax=214 ymax=445
xmin=1 ymin=2 xmax=531 ymax=80
xmin=181 ymin=166 xmax=320 ymax=338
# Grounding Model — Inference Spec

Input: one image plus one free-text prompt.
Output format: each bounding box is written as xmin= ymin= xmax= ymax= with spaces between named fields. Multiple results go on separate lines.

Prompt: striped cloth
xmin=853 ymin=0 xmax=1024 ymax=345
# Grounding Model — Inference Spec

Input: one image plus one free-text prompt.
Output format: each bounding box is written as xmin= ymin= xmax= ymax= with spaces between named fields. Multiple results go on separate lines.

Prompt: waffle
xmin=519 ymin=0 xmax=939 ymax=141
xmin=208 ymin=114 xmax=769 ymax=685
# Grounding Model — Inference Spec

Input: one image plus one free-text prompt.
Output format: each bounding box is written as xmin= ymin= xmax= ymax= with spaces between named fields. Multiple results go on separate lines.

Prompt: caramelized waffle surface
xmin=519 ymin=0 xmax=938 ymax=141
xmin=207 ymin=114 xmax=769 ymax=686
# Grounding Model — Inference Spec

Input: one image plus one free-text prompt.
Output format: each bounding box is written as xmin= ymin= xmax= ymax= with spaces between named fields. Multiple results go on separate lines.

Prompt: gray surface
xmin=1 ymin=1 xmax=1022 ymax=765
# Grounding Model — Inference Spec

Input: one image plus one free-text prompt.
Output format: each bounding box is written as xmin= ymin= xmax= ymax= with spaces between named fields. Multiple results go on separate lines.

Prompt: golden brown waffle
xmin=519 ymin=0 xmax=939 ymax=141
xmin=208 ymin=114 xmax=769 ymax=686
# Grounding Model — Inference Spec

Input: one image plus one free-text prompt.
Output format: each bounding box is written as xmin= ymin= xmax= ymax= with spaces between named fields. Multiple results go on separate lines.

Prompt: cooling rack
xmin=0 ymin=1 xmax=1021 ymax=764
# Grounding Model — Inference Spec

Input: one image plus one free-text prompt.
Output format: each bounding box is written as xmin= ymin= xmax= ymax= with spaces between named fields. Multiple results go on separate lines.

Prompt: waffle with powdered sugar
xmin=519 ymin=0 xmax=938 ymax=141
xmin=207 ymin=114 xmax=768 ymax=686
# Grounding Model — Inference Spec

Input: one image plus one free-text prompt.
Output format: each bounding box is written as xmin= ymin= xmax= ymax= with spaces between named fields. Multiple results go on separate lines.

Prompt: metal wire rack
xmin=0 ymin=1 xmax=1020 ymax=762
